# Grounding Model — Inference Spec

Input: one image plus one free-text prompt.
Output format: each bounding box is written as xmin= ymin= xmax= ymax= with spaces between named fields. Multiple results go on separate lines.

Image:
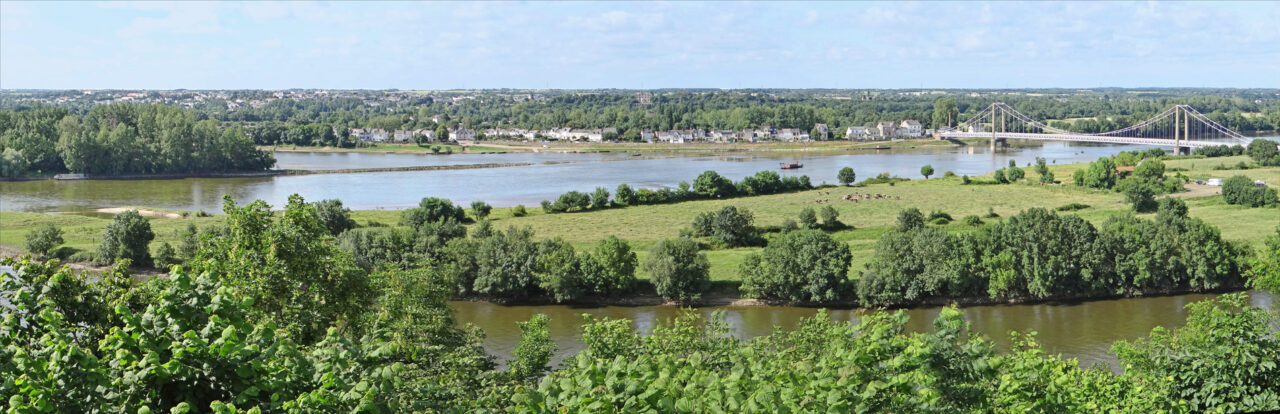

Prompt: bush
xmin=927 ymin=210 xmax=953 ymax=222
xmin=984 ymin=207 xmax=1000 ymax=218
xmin=897 ymin=208 xmax=925 ymax=231
xmin=963 ymin=215 xmax=983 ymax=226
xmin=512 ymin=204 xmax=528 ymax=217
xmin=837 ymin=167 xmax=856 ymax=186
xmin=470 ymin=201 xmax=493 ymax=219
xmin=709 ymin=206 xmax=757 ymax=247
xmin=554 ymin=191 xmax=592 ymax=212
xmin=402 ymin=197 xmax=467 ymax=228
xmin=962 ymin=175 xmax=972 ymax=185
xmin=819 ymin=205 xmax=842 ymax=229
xmin=23 ymin=223 xmax=63 ymax=256
xmin=582 ymin=236 xmax=638 ymax=296
xmin=98 ymin=210 xmax=155 ymax=267
xmin=921 ymin=164 xmax=935 ymax=179
xmin=740 ymin=230 xmax=851 ymax=302
xmin=798 ymin=207 xmax=819 ymax=229
xmin=779 ymin=218 xmax=799 ymax=233
xmin=1222 ymin=175 xmax=1278 ymax=207
xmin=1120 ymin=178 xmax=1158 ymax=213
xmin=693 ymin=170 xmax=735 ymax=198
xmin=153 ymin=242 xmax=178 ymax=268
xmin=929 ymin=217 xmax=951 ymax=225
xmin=590 ymin=187 xmax=610 ymax=209
xmin=614 ymin=184 xmax=636 ymax=206
xmin=993 ymin=169 xmax=1008 ymax=184
xmin=1246 ymin=139 xmax=1280 ymax=166
xmin=1080 ymin=157 xmax=1118 ymax=189
xmin=1056 ymin=203 xmax=1091 ymax=212
xmin=644 ymin=237 xmax=711 ymax=302
xmin=1194 ymin=144 xmax=1246 ymax=157
xmin=313 ymin=198 xmax=357 ymax=236
xmin=1007 ymin=166 xmax=1025 ymax=182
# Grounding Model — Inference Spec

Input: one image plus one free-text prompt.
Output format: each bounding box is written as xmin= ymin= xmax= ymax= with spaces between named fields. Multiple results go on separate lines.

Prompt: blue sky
xmin=1 ymin=1 xmax=1276 ymax=89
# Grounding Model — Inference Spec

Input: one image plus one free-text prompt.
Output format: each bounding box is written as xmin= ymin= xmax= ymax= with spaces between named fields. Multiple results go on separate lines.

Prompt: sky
xmin=1 ymin=1 xmax=1276 ymax=90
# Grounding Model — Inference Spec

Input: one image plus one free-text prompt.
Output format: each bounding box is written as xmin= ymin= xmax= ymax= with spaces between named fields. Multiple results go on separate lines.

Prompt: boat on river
xmin=779 ymin=162 xmax=803 ymax=169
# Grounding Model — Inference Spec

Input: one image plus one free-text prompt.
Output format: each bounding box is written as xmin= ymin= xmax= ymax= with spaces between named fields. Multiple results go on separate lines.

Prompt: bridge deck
xmin=939 ymin=132 xmax=1222 ymax=148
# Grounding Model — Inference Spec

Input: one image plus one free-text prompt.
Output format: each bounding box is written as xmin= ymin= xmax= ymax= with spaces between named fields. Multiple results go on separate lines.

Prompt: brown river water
xmin=452 ymin=291 xmax=1276 ymax=372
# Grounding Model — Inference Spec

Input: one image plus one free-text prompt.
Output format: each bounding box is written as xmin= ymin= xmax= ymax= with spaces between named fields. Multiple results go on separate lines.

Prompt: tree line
xmin=0 ymin=103 xmax=275 ymax=177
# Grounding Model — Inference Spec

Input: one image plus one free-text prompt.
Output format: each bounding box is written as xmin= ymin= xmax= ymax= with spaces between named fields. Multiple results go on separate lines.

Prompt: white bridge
xmin=939 ymin=103 xmax=1249 ymax=152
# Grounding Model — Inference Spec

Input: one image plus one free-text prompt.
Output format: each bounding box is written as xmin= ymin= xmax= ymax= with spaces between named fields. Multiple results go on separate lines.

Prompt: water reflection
xmin=451 ymin=291 xmax=1276 ymax=372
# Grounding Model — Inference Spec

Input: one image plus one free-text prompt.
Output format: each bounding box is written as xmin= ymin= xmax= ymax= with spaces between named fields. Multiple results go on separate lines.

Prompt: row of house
xmin=352 ymin=120 xmax=925 ymax=144
xmin=844 ymin=120 xmax=924 ymax=140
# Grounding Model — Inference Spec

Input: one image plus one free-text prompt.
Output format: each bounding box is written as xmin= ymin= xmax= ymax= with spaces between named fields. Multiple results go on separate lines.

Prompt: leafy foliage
xmin=98 ymin=209 xmax=155 ymax=267
xmin=313 ymin=198 xmax=357 ymax=236
xmin=643 ymin=237 xmax=711 ymax=302
xmin=740 ymin=230 xmax=851 ymax=302
xmin=23 ymin=223 xmax=63 ymax=256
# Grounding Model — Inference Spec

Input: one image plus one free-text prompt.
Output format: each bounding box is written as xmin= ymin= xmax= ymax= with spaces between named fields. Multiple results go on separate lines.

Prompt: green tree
xmin=819 ymin=205 xmax=841 ymax=229
xmin=932 ymin=97 xmax=959 ymax=128
xmin=152 ymin=242 xmax=178 ymax=268
xmin=470 ymin=200 xmax=493 ymax=219
xmin=590 ymin=186 xmax=611 ymax=209
xmin=534 ymin=238 xmax=583 ymax=302
xmin=993 ymin=168 xmax=1008 ymax=184
xmin=1007 ymin=166 xmax=1025 ymax=182
xmin=1246 ymin=138 xmax=1280 ymax=166
xmin=582 ymin=236 xmax=638 ymax=295
xmin=693 ymin=170 xmax=735 ymax=198
xmin=740 ymin=230 xmax=851 ymax=302
xmin=313 ymin=198 xmax=357 ymax=236
xmin=614 ymin=183 xmax=636 ymax=206
xmin=1133 ymin=158 xmax=1165 ymax=180
xmin=435 ymin=124 xmax=450 ymax=141
xmin=1247 ymin=225 xmax=1280 ymax=296
xmin=23 ymin=223 xmax=63 ymax=257
xmin=98 ymin=210 xmax=155 ymax=267
xmin=896 ymin=208 xmax=925 ymax=231
xmin=509 ymin=314 xmax=554 ymax=381
xmin=837 ymin=166 xmax=856 ymax=186
xmin=402 ymin=197 xmax=467 ymax=228
xmin=643 ymin=237 xmax=711 ymax=302
xmin=1081 ymin=157 xmax=1118 ymax=189
xmin=798 ymin=207 xmax=819 ymax=229
xmin=193 ymin=195 xmax=370 ymax=344
xmin=710 ymin=206 xmax=756 ymax=247
xmin=921 ymin=165 xmax=935 ymax=180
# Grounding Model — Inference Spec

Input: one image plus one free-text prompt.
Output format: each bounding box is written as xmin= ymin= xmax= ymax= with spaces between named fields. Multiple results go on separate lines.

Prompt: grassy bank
xmin=3 ymin=155 xmax=1277 ymax=282
xmin=264 ymin=143 xmax=514 ymax=154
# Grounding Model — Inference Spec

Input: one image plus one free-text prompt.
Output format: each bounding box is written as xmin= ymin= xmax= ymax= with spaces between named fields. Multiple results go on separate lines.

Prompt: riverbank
xmin=3 ymin=155 xmax=1277 ymax=294
xmin=264 ymin=143 xmax=517 ymax=154
xmin=256 ymin=137 xmax=999 ymax=156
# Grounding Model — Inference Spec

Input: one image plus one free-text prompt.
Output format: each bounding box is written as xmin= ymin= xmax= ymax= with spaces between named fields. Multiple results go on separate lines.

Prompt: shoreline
xmin=0 ymin=162 xmax=540 ymax=182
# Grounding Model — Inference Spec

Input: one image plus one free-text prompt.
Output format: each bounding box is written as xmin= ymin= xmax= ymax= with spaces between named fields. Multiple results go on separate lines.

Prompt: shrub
xmin=798 ymin=207 xmax=819 ymax=229
xmin=897 ymin=208 xmax=925 ymax=231
xmin=779 ymin=218 xmax=799 ymax=233
xmin=944 ymin=171 xmax=957 ymax=178
xmin=614 ymin=184 xmax=636 ymax=206
xmin=313 ymin=198 xmax=357 ymax=236
xmin=23 ymin=223 xmax=63 ymax=256
xmin=1007 ymin=166 xmax=1025 ymax=182
xmin=1056 ymin=203 xmax=1090 ymax=212
xmin=993 ymin=169 xmax=1008 ymax=184
xmin=740 ymin=230 xmax=851 ymax=302
xmin=98 ymin=209 xmax=155 ymax=267
xmin=1120 ymin=178 xmax=1158 ymax=213
xmin=693 ymin=170 xmax=735 ymax=198
xmin=962 ymin=175 xmax=972 ymax=185
xmin=963 ymin=215 xmax=983 ymax=226
xmin=590 ymin=187 xmax=611 ymax=209
xmin=984 ymin=207 xmax=1000 ymax=218
xmin=644 ymin=237 xmax=711 ymax=302
xmin=1246 ymin=139 xmax=1280 ymax=166
xmin=930 ymin=217 xmax=951 ymax=225
xmin=582 ymin=236 xmax=638 ymax=296
xmin=837 ymin=167 xmax=856 ymax=186
xmin=927 ymin=210 xmax=952 ymax=222
xmin=512 ymin=204 xmax=528 ymax=217
xmin=709 ymin=206 xmax=757 ymax=247
xmin=1222 ymin=175 xmax=1278 ymax=207
xmin=153 ymin=242 xmax=178 ymax=268
xmin=819 ymin=205 xmax=842 ymax=229
xmin=402 ymin=197 xmax=467 ymax=228
xmin=470 ymin=201 xmax=493 ymax=219
xmin=921 ymin=164 xmax=935 ymax=179
xmin=554 ymin=191 xmax=592 ymax=212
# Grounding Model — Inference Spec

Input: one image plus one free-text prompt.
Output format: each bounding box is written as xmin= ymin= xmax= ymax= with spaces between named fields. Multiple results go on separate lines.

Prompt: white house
xmin=899 ymin=120 xmax=923 ymax=137
xmin=845 ymin=126 xmax=872 ymax=140
xmin=813 ymin=123 xmax=830 ymax=140
xmin=875 ymin=121 xmax=897 ymax=138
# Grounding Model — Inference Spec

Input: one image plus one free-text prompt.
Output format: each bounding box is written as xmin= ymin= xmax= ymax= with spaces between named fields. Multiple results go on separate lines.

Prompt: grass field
xmin=3 ymin=155 xmax=1278 ymax=282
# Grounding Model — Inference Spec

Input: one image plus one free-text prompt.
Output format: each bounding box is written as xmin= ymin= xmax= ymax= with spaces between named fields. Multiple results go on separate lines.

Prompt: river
xmin=453 ymin=291 xmax=1277 ymax=372
xmin=2 ymin=141 xmax=1161 ymax=212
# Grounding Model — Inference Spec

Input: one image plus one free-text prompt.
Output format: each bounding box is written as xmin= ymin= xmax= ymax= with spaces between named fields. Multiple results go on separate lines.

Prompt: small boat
xmin=780 ymin=162 xmax=804 ymax=170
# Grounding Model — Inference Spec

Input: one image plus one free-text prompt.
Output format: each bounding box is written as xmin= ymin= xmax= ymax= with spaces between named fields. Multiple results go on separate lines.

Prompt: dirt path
xmin=1167 ymin=183 xmax=1220 ymax=198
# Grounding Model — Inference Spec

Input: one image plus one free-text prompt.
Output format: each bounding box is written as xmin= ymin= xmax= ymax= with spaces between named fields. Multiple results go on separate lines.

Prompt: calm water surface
xmin=2 ymin=141 xmax=1160 ymax=212
xmin=453 ymin=291 xmax=1276 ymax=372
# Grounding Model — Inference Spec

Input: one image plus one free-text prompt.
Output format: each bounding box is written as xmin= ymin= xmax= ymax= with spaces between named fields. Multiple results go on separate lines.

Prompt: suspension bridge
xmin=939 ymin=103 xmax=1250 ymax=153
